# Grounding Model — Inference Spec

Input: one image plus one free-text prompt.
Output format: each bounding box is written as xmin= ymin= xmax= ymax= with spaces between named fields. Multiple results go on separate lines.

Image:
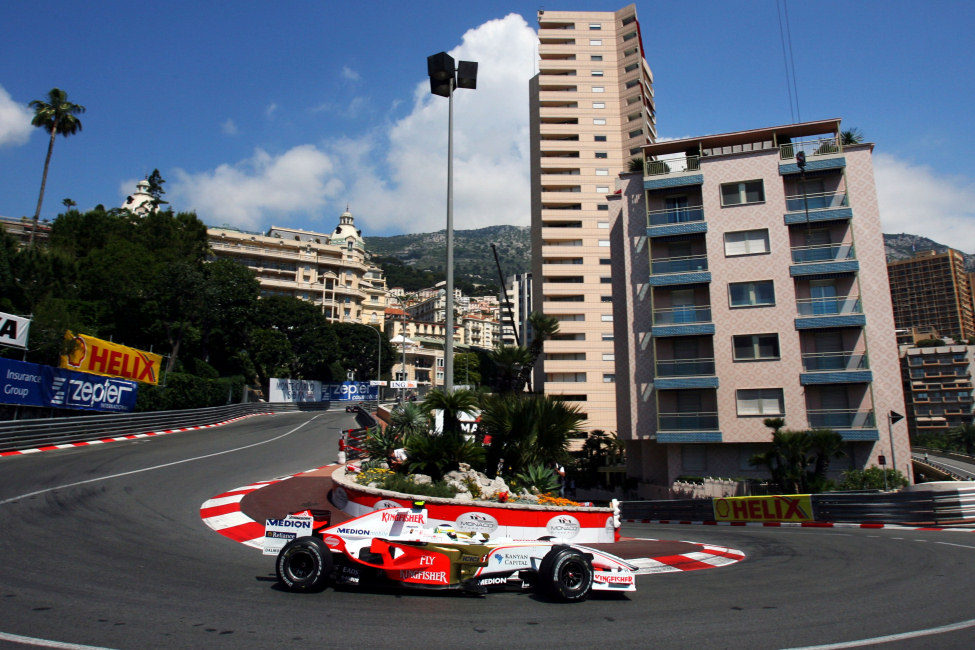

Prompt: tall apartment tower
xmin=610 ymin=120 xmax=910 ymax=493
xmin=887 ymin=249 xmax=975 ymax=341
xmin=529 ymin=5 xmax=656 ymax=431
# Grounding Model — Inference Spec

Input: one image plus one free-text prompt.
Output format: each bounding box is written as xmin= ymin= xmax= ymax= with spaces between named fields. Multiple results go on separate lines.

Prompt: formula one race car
xmin=272 ymin=503 xmax=636 ymax=602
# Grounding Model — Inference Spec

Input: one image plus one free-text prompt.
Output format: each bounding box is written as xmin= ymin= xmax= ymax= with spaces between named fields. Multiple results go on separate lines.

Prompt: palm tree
xmin=390 ymin=402 xmax=430 ymax=441
xmin=515 ymin=312 xmax=560 ymax=392
xmin=422 ymin=388 xmax=478 ymax=437
xmin=487 ymin=344 xmax=532 ymax=393
xmin=840 ymin=128 xmax=864 ymax=145
xmin=806 ymin=429 xmax=845 ymax=491
xmin=29 ymin=88 xmax=86 ymax=246
xmin=627 ymin=156 xmax=644 ymax=173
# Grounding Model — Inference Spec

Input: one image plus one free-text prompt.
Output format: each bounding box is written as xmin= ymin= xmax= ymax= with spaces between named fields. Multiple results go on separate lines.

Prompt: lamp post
xmin=427 ymin=51 xmax=477 ymax=393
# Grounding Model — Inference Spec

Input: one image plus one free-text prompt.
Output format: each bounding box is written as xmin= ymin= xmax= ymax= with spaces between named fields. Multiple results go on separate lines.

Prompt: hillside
xmin=366 ymin=225 xmax=530 ymax=294
xmin=364 ymin=226 xmax=973 ymax=295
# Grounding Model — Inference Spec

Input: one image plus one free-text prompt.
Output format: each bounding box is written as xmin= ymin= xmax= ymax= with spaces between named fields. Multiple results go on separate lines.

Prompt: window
xmin=724 ymin=229 xmax=770 ymax=256
xmin=601 ymin=295 xmax=613 ymax=302
xmin=546 ymin=372 xmax=587 ymax=383
xmin=602 ymin=353 xmax=615 ymax=361
xmin=593 ymin=102 xmax=605 ymax=109
xmin=721 ymin=180 xmax=765 ymax=206
xmin=594 ymin=135 xmax=607 ymax=142
xmin=600 ymin=277 xmax=612 ymax=283
xmin=591 ymin=55 xmax=603 ymax=61
xmin=596 ymin=186 xmax=609 ymax=193
xmin=603 ymin=374 xmax=616 ymax=383
xmin=591 ymin=70 xmax=604 ymax=77
xmin=628 ymin=129 xmax=643 ymax=139
xmin=589 ymin=23 xmax=601 ymax=30
xmin=595 ymin=168 xmax=609 ymax=176
xmin=602 ymin=333 xmax=614 ymax=341
xmin=729 ymin=281 xmax=774 ymax=307
xmin=736 ymin=389 xmax=784 ymax=416
xmin=624 ymin=63 xmax=639 ymax=73
xmin=597 ymin=204 xmax=609 ymax=211
xmin=589 ymin=39 xmax=602 ymax=45
xmin=601 ymin=314 xmax=613 ymax=322
xmin=733 ymin=334 xmax=780 ymax=360
xmin=600 ymin=258 xmax=611 ymax=264
xmin=546 ymin=352 xmax=586 ymax=361
xmin=595 ymin=152 xmax=608 ymax=158
xmin=593 ymin=118 xmax=606 ymax=125
xmin=597 ymin=220 xmax=609 ymax=227
xmin=592 ymin=86 xmax=605 ymax=93
xmin=598 ymin=240 xmax=610 ymax=247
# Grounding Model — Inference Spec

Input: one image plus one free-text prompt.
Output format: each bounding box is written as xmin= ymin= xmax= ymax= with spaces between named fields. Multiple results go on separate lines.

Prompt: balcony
xmin=779 ymin=137 xmax=846 ymax=175
xmin=784 ymin=190 xmax=853 ymax=225
xmin=656 ymin=412 xmax=721 ymax=443
xmin=806 ymin=409 xmax=878 ymax=440
xmin=643 ymin=156 xmax=704 ymax=191
xmin=650 ymin=255 xmax=710 ymax=286
xmin=652 ymin=306 xmax=714 ymax=337
xmin=789 ymin=242 xmax=859 ymax=276
xmin=646 ymin=207 xmax=706 ymax=237
xmin=795 ymin=296 xmax=865 ymax=329
xmin=654 ymin=358 xmax=718 ymax=389
xmin=800 ymin=352 xmax=873 ymax=385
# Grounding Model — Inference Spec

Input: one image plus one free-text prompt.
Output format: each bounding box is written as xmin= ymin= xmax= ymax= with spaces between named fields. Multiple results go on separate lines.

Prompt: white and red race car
xmin=271 ymin=503 xmax=636 ymax=602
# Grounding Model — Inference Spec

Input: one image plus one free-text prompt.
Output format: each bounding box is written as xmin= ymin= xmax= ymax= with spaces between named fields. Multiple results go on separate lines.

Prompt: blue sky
xmin=1 ymin=1 xmax=972 ymax=249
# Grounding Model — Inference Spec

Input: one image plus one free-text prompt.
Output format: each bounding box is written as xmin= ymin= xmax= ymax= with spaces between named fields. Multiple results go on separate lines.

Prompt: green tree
xmin=453 ymin=352 xmax=481 ymax=386
xmin=423 ymin=388 xmax=479 ymax=437
xmin=840 ymin=128 xmax=864 ymax=145
xmin=839 ymin=466 xmax=908 ymax=491
xmin=145 ymin=169 xmax=169 ymax=209
xmin=951 ymin=423 xmax=975 ymax=456
xmin=806 ymin=429 xmax=846 ymax=491
xmin=390 ymin=402 xmax=430 ymax=440
xmin=486 ymin=344 xmax=531 ymax=393
xmin=515 ymin=312 xmax=560 ymax=392
xmin=29 ymin=88 xmax=85 ymax=246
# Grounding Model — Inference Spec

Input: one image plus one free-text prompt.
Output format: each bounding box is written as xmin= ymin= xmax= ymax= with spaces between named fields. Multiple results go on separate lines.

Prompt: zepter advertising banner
xmin=60 ymin=332 xmax=163 ymax=385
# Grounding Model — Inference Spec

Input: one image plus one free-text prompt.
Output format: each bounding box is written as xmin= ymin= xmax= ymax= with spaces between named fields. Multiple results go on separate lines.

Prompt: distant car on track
xmin=272 ymin=503 xmax=636 ymax=602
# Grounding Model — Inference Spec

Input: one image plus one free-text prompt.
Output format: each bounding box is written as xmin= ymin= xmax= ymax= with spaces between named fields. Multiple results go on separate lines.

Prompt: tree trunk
xmin=31 ymin=126 xmax=57 ymax=247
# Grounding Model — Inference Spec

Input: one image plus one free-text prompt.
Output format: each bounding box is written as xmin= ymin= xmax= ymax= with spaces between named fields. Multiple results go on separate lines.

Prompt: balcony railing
xmin=801 ymin=352 xmax=868 ymax=372
xmin=796 ymin=296 xmax=862 ymax=317
xmin=656 ymin=358 xmax=716 ymax=377
xmin=658 ymin=412 xmax=719 ymax=430
xmin=785 ymin=191 xmax=849 ymax=212
xmin=645 ymin=156 xmax=700 ymax=176
xmin=652 ymin=305 xmax=712 ymax=325
xmin=791 ymin=243 xmax=856 ymax=264
xmin=651 ymin=255 xmax=708 ymax=274
xmin=779 ymin=137 xmax=841 ymax=160
xmin=806 ymin=409 xmax=876 ymax=429
xmin=647 ymin=206 xmax=704 ymax=226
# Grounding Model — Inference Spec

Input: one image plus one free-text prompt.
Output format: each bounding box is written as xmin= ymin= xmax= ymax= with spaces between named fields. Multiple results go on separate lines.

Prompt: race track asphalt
xmin=1 ymin=410 xmax=974 ymax=649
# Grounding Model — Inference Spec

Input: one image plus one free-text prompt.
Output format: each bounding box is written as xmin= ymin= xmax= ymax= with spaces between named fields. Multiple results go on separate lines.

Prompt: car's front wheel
xmin=276 ymin=537 xmax=332 ymax=592
xmin=536 ymin=546 xmax=594 ymax=602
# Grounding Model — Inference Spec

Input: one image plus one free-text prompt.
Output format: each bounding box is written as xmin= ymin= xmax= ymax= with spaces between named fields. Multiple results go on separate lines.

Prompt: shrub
xmin=838 ymin=467 xmax=909 ymax=491
xmin=515 ymin=464 xmax=560 ymax=494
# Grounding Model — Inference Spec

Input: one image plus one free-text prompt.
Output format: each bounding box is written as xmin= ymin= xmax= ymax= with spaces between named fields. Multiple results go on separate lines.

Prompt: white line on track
xmin=0 ymin=416 xmax=320 ymax=507
xmin=785 ymin=617 xmax=975 ymax=649
xmin=0 ymin=630 xmax=115 ymax=649
xmin=935 ymin=540 xmax=975 ymax=550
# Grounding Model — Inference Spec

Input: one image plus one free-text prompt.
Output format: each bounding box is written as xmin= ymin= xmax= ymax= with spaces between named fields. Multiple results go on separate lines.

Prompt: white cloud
xmin=0 ymin=85 xmax=33 ymax=148
xmin=266 ymin=103 xmax=278 ymax=118
xmin=221 ymin=118 xmax=238 ymax=135
xmin=341 ymin=66 xmax=361 ymax=81
xmin=167 ymin=14 xmax=537 ymax=235
xmin=339 ymin=13 xmax=536 ymax=234
xmin=171 ymin=145 xmax=342 ymax=230
xmin=874 ymin=153 xmax=975 ymax=253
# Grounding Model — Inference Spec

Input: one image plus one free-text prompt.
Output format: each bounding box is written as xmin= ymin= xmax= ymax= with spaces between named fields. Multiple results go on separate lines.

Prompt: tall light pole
xmin=428 ymin=51 xmax=477 ymax=393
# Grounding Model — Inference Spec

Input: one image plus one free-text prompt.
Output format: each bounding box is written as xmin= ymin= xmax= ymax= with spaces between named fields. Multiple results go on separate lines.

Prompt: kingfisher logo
xmin=380 ymin=511 xmax=424 ymax=524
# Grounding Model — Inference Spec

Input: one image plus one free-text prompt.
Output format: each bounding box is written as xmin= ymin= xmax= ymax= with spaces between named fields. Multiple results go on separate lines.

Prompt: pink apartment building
xmin=609 ymin=119 xmax=910 ymax=493
xmin=529 ymin=5 xmax=656 ymax=431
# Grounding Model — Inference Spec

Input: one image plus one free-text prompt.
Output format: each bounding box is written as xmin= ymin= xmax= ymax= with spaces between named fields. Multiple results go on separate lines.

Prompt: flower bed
xmin=331 ymin=465 xmax=619 ymax=544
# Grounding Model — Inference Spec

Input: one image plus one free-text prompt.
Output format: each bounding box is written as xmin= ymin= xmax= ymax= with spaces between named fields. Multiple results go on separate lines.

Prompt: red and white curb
xmin=0 ymin=412 xmax=276 ymax=458
xmin=624 ymin=519 xmax=975 ymax=532
xmin=628 ymin=539 xmax=745 ymax=574
xmin=200 ymin=465 xmax=333 ymax=549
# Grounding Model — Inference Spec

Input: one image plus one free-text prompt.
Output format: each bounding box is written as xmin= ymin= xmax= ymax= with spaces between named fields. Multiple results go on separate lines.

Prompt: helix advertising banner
xmin=0 ymin=357 xmax=138 ymax=412
xmin=60 ymin=332 xmax=163 ymax=385
xmin=713 ymin=495 xmax=814 ymax=523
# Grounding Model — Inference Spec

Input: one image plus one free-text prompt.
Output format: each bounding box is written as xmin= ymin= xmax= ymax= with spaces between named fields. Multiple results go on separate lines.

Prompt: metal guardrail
xmin=0 ymin=401 xmax=331 ymax=453
xmin=621 ymin=487 xmax=975 ymax=527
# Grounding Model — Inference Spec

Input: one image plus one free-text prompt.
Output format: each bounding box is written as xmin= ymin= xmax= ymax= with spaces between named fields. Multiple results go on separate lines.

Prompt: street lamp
xmin=427 ymin=51 xmax=477 ymax=393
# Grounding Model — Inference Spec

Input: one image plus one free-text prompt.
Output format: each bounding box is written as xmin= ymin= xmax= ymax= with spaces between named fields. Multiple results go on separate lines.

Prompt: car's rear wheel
xmin=276 ymin=537 xmax=332 ymax=592
xmin=536 ymin=546 xmax=594 ymax=602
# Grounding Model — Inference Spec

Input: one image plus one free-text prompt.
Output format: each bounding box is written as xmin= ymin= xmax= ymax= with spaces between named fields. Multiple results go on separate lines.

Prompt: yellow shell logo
xmin=65 ymin=335 xmax=87 ymax=368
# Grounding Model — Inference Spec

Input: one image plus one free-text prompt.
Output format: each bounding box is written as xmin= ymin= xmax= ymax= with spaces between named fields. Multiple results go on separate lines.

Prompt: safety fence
xmin=0 ymin=401 xmax=331 ymax=453
xmin=622 ymin=486 xmax=975 ymax=527
xmin=337 ymin=404 xmax=379 ymax=462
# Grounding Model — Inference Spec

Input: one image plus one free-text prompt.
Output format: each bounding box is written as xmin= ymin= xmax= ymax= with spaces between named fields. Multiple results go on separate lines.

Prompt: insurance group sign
xmin=0 ymin=358 xmax=138 ymax=412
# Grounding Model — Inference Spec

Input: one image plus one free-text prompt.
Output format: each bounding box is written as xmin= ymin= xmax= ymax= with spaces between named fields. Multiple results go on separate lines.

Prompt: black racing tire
xmin=535 ymin=546 xmax=594 ymax=603
xmin=276 ymin=537 xmax=332 ymax=592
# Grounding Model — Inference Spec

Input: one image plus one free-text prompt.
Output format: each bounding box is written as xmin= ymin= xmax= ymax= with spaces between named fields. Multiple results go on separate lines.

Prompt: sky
xmin=1 ymin=1 xmax=973 ymax=251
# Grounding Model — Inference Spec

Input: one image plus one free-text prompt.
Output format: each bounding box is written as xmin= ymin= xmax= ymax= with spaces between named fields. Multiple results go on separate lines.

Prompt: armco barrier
xmin=0 ymin=401 xmax=331 ymax=453
xmin=622 ymin=484 xmax=975 ymax=527
xmin=330 ymin=466 xmax=618 ymax=544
